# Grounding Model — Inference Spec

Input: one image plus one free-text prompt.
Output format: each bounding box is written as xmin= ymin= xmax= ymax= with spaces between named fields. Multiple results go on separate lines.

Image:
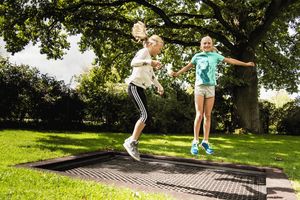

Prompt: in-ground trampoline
xmin=17 ymin=151 xmax=297 ymax=200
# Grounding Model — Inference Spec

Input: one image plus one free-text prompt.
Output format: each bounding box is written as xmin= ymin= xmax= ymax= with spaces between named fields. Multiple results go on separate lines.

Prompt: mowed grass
xmin=0 ymin=129 xmax=299 ymax=200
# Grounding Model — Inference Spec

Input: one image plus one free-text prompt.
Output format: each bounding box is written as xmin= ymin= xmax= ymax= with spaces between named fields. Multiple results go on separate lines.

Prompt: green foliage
xmin=213 ymin=85 xmax=235 ymax=132
xmin=277 ymin=98 xmax=300 ymax=135
xmin=146 ymin=84 xmax=195 ymax=134
xmin=0 ymin=57 xmax=84 ymax=124
xmin=259 ymin=100 xmax=277 ymax=134
xmin=0 ymin=58 xmax=45 ymax=120
xmin=0 ymin=1 xmax=70 ymax=59
xmin=256 ymin=18 xmax=300 ymax=93
xmin=77 ymin=65 xmax=127 ymax=123
xmin=78 ymin=66 xmax=196 ymax=133
xmin=259 ymin=98 xmax=300 ymax=135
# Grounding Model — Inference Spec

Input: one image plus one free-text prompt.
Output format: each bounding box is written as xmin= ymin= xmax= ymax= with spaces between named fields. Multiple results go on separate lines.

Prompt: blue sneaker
xmin=201 ymin=142 xmax=214 ymax=155
xmin=190 ymin=142 xmax=199 ymax=155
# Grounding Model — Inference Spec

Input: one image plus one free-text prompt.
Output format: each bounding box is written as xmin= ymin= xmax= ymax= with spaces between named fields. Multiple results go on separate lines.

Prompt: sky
xmin=0 ymin=35 xmax=298 ymax=99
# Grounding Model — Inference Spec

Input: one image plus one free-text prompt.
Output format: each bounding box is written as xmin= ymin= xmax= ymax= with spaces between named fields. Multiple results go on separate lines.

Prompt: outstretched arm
xmin=170 ymin=62 xmax=194 ymax=77
xmin=223 ymin=58 xmax=255 ymax=67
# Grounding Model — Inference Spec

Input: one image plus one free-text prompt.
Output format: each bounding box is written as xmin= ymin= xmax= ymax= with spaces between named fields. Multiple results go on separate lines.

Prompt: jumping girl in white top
xmin=123 ymin=21 xmax=164 ymax=161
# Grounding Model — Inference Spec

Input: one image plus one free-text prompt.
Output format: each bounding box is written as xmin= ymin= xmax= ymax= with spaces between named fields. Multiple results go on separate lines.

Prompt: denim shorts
xmin=194 ymin=85 xmax=215 ymax=98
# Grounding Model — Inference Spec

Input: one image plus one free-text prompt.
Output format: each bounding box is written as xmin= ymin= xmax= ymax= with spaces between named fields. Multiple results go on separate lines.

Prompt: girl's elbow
xmin=225 ymin=58 xmax=236 ymax=65
xmin=223 ymin=58 xmax=230 ymax=63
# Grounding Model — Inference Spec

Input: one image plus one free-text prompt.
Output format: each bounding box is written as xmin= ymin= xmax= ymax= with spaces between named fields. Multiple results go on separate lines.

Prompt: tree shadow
xmin=25 ymin=134 xmax=126 ymax=155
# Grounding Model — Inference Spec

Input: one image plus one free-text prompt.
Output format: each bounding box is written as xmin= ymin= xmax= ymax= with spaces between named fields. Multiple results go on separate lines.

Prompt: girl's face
xmin=200 ymin=37 xmax=214 ymax=52
xmin=149 ymin=43 xmax=163 ymax=56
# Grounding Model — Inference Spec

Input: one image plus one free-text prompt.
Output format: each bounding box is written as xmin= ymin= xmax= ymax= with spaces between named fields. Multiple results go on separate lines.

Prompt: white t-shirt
xmin=126 ymin=48 xmax=163 ymax=91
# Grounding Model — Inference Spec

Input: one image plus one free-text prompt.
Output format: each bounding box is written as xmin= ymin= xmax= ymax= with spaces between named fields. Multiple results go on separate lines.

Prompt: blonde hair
xmin=200 ymin=36 xmax=218 ymax=52
xmin=132 ymin=21 xmax=164 ymax=47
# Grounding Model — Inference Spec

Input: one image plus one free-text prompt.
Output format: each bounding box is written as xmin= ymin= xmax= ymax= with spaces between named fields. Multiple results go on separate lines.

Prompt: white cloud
xmin=0 ymin=35 xmax=95 ymax=87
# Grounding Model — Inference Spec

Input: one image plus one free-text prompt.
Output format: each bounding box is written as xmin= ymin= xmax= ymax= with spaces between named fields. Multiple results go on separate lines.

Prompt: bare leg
xmin=194 ymin=95 xmax=205 ymax=141
xmin=132 ymin=119 xmax=146 ymax=141
xmin=203 ymin=97 xmax=215 ymax=141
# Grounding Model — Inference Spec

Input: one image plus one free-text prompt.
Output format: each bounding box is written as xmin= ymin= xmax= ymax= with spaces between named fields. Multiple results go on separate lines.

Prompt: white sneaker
xmin=123 ymin=138 xmax=141 ymax=161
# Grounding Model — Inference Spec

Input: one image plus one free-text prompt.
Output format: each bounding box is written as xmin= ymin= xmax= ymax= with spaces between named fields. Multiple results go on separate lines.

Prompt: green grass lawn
xmin=0 ymin=129 xmax=299 ymax=200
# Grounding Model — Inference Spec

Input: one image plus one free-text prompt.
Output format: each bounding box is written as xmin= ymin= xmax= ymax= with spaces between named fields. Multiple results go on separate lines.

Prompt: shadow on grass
xmin=29 ymin=134 xmax=127 ymax=155
xmin=28 ymin=132 xmax=193 ymax=160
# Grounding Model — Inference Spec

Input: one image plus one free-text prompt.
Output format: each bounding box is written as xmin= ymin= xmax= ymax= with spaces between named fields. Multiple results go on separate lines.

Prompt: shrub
xmin=277 ymin=98 xmax=300 ymax=135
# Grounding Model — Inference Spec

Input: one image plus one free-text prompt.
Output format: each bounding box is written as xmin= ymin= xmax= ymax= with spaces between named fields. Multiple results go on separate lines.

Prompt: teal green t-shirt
xmin=191 ymin=51 xmax=225 ymax=86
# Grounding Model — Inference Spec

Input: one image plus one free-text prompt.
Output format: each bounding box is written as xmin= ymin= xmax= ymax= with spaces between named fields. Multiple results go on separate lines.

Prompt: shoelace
xmin=130 ymin=141 xmax=139 ymax=151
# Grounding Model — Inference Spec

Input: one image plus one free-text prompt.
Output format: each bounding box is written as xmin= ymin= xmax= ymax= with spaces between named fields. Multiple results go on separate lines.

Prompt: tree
xmin=0 ymin=0 xmax=299 ymax=133
xmin=0 ymin=57 xmax=84 ymax=124
xmin=0 ymin=58 xmax=39 ymax=121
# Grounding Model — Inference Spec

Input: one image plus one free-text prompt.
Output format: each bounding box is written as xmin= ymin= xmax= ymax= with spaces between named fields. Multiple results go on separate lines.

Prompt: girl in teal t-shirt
xmin=171 ymin=36 xmax=255 ymax=156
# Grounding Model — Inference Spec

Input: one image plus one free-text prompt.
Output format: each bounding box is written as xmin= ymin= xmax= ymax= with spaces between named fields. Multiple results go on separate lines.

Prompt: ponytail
xmin=132 ymin=21 xmax=148 ymax=44
xmin=132 ymin=21 xmax=164 ymax=47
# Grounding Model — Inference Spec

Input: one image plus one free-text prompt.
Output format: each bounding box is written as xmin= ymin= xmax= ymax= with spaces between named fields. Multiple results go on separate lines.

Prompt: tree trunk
xmin=232 ymin=50 xmax=264 ymax=134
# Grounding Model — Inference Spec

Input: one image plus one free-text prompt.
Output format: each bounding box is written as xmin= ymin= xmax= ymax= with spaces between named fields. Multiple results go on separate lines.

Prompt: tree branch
xmin=169 ymin=12 xmax=212 ymax=20
xmin=162 ymin=37 xmax=199 ymax=47
xmin=58 ymin=0 xmax=130 ymax=12
xmin=132 ymin=0 xmax=173 ymax=25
